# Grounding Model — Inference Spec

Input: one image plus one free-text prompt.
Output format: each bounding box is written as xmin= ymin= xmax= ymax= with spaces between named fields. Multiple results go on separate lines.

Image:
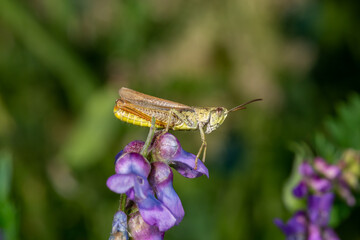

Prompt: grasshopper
xmin=114 ymin=87 xmax=261 ymax=168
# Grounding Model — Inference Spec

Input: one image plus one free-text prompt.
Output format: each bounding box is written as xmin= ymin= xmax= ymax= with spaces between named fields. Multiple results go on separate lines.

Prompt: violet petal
xmin=293 ymin=181 xmax=308 ymax=198
xmin=337 ymin=179 xmax=356 ymax=206
xmin=299 ymin=162 xmax=315 ymax=176
xmin=323 ymin=227 xmax=340 ymax=240
xmin=115 ymin=153 xmax=151 ymax=177
xmin=274 ymin=211 xmax=307 ymax=238
xmin=308 ymin=224 xmax=322 ymax=240
xmin=171 ymin=149 xmax=209 ymax=178
xmin=149 ymin=162 xmax=185 ymax=224
xmin=314 ymin=158 xmax=341 ymax=180
xmin=308 ymin=193 xmax=334 ymax=227
xmin=308 ymin=176 xmax=332 ymax=193
xmin=107 ymin=174 xmax=135 ymax=194
xmin=133 ymin=178 xmax=177 ymax=232
xmin=136 ymin=193 xmax=177 ymax=231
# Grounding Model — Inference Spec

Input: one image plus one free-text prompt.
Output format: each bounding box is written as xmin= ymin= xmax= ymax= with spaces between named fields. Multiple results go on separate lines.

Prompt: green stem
xmin=119 ymin=194 xmax=127 ymax=212
xmin=140 ymin=117 xmax=156 ymax=157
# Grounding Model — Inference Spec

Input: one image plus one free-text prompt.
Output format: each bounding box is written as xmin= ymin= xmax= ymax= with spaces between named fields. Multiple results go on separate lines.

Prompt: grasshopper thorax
xmin=205 ymin=107 xmax=228 ymax=134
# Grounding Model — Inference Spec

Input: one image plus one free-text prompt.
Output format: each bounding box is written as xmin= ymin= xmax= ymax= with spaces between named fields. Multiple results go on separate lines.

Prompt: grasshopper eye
xmin=216 ymin=107 xmax=223 ymax=116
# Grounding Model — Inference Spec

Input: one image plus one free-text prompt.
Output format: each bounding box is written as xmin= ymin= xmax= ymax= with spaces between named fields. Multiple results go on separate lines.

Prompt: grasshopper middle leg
xmin=165 ymin=109 xmax=194 ymax=132
xmin=195 ymin=126 xmax=207 ymax=170
xmin=164 ymin=109 xmax=204 ymax=170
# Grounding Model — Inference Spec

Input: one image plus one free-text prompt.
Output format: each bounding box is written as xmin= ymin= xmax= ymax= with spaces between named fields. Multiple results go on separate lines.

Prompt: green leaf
xmin=0 ymin=150 xmax=12 ymax=201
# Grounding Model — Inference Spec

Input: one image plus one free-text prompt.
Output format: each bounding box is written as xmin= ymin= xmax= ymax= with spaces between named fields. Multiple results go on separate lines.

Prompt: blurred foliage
xmin=0 ymin=0 xmax=360 ymax=239
xmin=315 ymin=94 xmax=360 ymax=162
xmin=0 ymin=151 xmax=17 ymax=240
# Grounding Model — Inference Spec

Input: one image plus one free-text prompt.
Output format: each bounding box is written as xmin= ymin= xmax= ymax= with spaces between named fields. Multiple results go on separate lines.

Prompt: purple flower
xmin=308 ymin=224 xmax=321 ymax=240
xmin=299 ymin=161 xmax=315 ymax=176
xmin=151 ymin=133 xmax=209 ymax=178
xmin=275 ymin=192 xmax=337 ymax=239
xmin=295 ymin=162 xmax=332 ymax=195
xmin=277 ymin=156 xmax=354 ymax=240
xmin=323 ymin=227 xmax=340 ymax=240
xmin=107 ymin=133 xmax=211 ymax=235
xmin=107 ymin=152 xmax=177 ymax=231
xmin=307 ymin=176 xmax=332 ymax=193
xmin=128 ymin=211 xmax=164 ymax=240
xmin=337 ymin=178 xmax=355 ymax=206
xmin=149 ymin=162 xmax=184 ymax=224
xmin=274 ymin=211 xmax=307 ymax=240
xmin=307 ymin=193 xmax=334 ymax=227
xmin=107 ymin=153 xmax=151 ymax=199
xmin=314 ymin=158 xmax=341 ymax=180
xmin=109 ymin=211 xmax=128 ymax=240
xmin=293 ymin=181 xmax=308 ymax=198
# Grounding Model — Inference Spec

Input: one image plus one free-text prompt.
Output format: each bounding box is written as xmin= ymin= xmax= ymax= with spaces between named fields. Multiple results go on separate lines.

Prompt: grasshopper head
xmin=205 ymin=107 xmax=228 ymax=134
xmin=205 ymin=98 xmax=262 ymax=134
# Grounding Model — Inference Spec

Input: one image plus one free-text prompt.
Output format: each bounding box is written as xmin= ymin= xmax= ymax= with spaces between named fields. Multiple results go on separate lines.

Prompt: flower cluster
xmin=107 ymin=133 xmax=209 ymax=239
xmin=275 ymin=150 xmax=360 ymax=240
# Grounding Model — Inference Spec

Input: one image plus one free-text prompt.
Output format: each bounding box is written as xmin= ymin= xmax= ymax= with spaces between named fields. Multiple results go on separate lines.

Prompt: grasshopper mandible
xmin=114 ymin=87 xmax=261 ymax=168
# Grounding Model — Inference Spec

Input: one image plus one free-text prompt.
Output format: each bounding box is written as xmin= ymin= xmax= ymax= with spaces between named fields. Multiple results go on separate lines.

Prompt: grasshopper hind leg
xmin=165 ymin=110 xmax=172 ymax=132
xmin=195 ymin=126 xmax=207 ymax=170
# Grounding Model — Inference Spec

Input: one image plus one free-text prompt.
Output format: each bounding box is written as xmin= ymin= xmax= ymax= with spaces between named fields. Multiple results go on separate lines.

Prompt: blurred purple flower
xmin=277 ymin=153 xmax=360 ymax=240
xmin=128 ymin=211 xmax=164 ymax=240
xmin=308 ymin=224 xmax=321 ymax=240
xmin=274 ymin=211 xmax=307 ymax=240
xmin=293 ymin=181 xmax=308 ymax=198
xmin=149 ymin=162 xmax=184 ymax=224
xmin=314 ymin=158 xmax=341 ymax=180
xmin=151 ymin=133 xmax=209 ymax=178
xmin=308 ymin=193 xmax=334 ymax=227
xmin=295 ymin=162 xmax=332 ymax=195
xmin=299 ymin=161 xmax=315 ymax=176
xmin=307 ymin=176 xmax=332 ymax=193
xmin=337 ymin=178 xmax=355 ymax=206
xmin=323 ymin=227 xmax=340 ymax=240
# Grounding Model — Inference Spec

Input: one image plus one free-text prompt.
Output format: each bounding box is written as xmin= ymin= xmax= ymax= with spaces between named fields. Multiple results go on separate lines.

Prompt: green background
xmin=0 ymin=0 xmax=360 ymax=239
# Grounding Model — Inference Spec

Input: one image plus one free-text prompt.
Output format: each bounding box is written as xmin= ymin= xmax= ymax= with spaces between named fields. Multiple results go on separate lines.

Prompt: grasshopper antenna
xmin=228 ymin=99 xmax=262 ymax=112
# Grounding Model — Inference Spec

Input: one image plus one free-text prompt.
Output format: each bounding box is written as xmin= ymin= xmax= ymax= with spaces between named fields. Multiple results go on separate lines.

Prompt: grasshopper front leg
xmin=195 ymin=124 xmax=207 ymax=170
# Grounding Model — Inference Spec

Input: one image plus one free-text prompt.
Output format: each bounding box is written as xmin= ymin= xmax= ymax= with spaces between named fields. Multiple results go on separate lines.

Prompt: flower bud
xmin=128 ymin=212 xmax=164 ymax=240
xmin=151 ymin=133 xmax=209 ymax=178
xmin=109 ymin=211 xmax=128 ymax=240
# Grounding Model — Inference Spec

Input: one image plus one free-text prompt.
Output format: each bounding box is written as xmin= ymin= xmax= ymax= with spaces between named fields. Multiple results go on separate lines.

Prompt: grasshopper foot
xmin=194 ymin=142 xmax=206 ymax=170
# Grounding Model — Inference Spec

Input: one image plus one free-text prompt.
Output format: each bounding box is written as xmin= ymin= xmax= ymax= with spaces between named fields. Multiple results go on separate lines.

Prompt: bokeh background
xmin=1 ymin=0 xmax=360 ymax=239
